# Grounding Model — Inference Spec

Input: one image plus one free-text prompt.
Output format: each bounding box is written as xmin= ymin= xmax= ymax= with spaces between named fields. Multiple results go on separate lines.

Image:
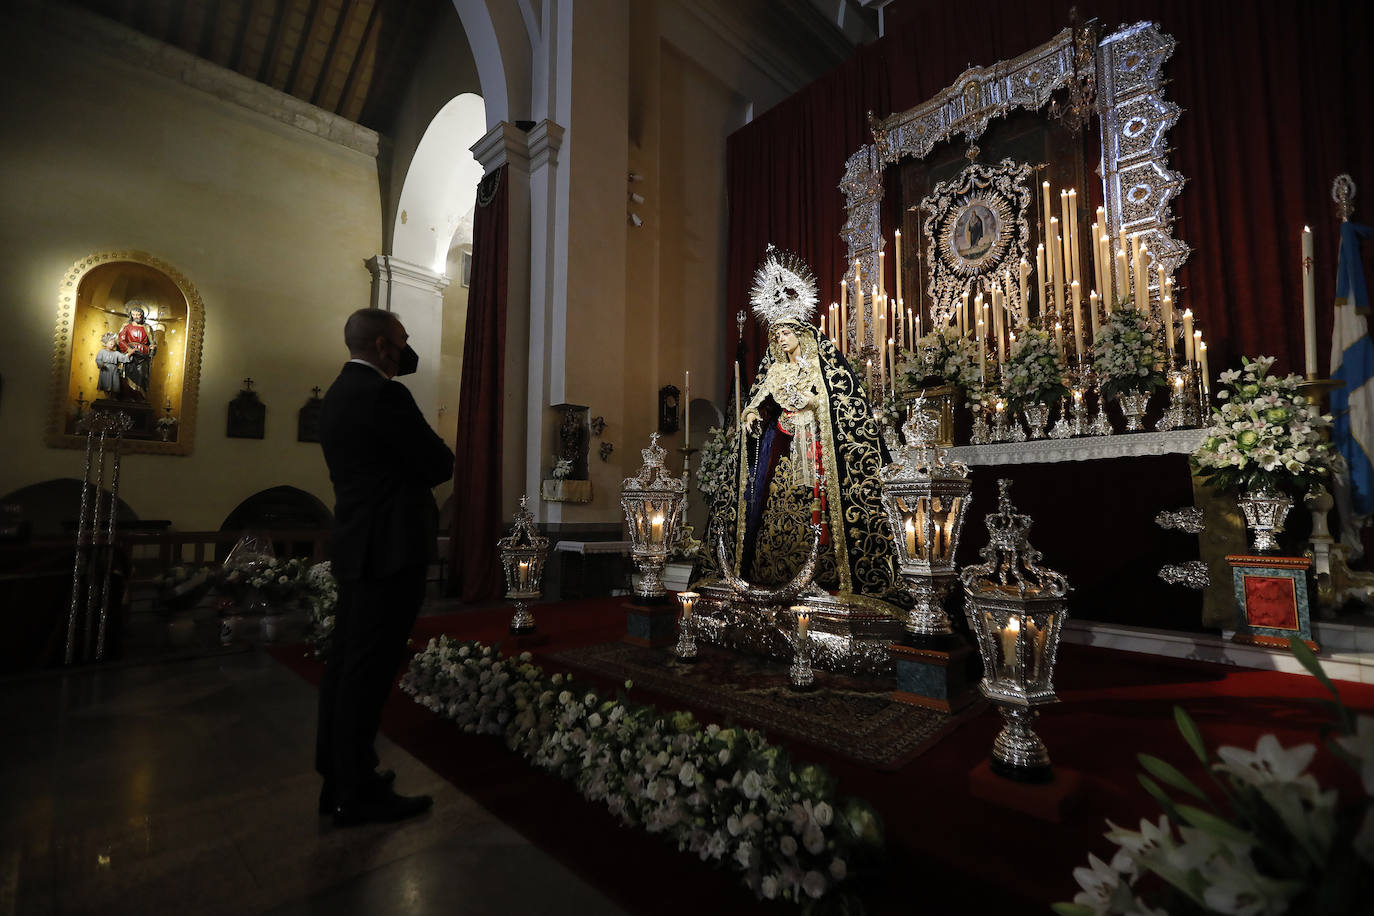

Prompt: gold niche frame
xmin=47 ymin=250 xmax=206 ymax=456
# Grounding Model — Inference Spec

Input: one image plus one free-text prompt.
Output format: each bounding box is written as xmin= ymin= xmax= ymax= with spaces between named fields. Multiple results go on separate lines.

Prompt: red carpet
xmin=268 ymin=597 xmax=1374 ymax=914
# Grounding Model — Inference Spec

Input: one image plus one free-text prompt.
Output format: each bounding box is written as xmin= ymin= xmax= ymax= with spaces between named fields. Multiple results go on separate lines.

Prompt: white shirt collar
xmin=347 ymin=357 xmax=389 ymax=379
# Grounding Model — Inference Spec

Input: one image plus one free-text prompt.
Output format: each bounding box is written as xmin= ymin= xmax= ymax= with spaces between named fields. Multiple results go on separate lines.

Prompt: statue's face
xmin=775 ymin=326 xmax=800 ymax=357
xmin=130 ymin=309 xmax=145 ymax=323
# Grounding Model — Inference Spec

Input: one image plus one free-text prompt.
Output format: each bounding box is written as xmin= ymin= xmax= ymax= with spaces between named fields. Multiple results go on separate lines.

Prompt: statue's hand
xmin=742 ymin=409 xmax=762 ymax=437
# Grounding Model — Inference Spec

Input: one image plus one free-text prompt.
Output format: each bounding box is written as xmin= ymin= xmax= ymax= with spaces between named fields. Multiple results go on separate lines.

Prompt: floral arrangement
xmin=901 ymin=327 xmax=981 ymax=395
xmin=401 ymin=637 xmax=884 ymax=907
xmin=303 ymin=560 xmax=339 ymax=651
xmin=1092 ymin=309 xmax=1167 ymax=400
xmin=155 ymin=564 xmax=214 ymax=612
xmin=1056 ymin=638 xmax=1373 ymax=916
xmin=1002 ymin=328 xmax=1069 ymax=410
xmin=551 ymin=457 xmax=573 ymax=480
xmin=246 ymin=556 xmax=309 ymax=603
xmin=1191 ymin=356 xmax=1333 ymax=496
xmin=697 ymin=425 xmax=737 ymax=505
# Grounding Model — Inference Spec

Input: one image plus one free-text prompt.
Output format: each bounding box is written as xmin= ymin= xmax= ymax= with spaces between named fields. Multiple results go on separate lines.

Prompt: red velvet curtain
xmin=449 ymin=165 xmax=508 ymax=602
xmin=727 ymin=0 xmax=1374 ymax=381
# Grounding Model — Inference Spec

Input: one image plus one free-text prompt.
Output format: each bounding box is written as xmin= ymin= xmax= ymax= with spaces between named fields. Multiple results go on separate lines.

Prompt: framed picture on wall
xmin=460 ymin=250 xmax=472 ymax=287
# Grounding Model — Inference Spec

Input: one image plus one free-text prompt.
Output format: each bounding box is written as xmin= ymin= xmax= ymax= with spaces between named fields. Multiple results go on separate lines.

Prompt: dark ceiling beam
xmin=309 ymin=0 xmax=358 ymax=107
xmin=336 ymin=0 xmax=382 ymax=117
xmin=255 ymin=0 xmax=291 ymax=84
xmin=196 ymin=0 xmax=222 ymax=59
xmin=359 ymin=0 xmax=423 ymax=129
xmin=283 ymin=0 xmax=322 ymax=98
xmin=228 ymin=0 xmax=257 ymax=72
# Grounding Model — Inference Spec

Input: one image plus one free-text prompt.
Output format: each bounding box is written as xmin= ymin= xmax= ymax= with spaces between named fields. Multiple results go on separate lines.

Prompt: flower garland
xmin=1002 ymin=328 xmax=1069 ymax=411
xmin=1092 ymin=309 xmax=1166 ymax=400
xmin=401 ymin=637 xmax=884 ymax=906
xmin=303 ymin=560 xmax=338 ymax=651
xmin=1055 ymin=638 xmax=1374 ymax=916
xmin=1191 ymin=356 xmax=1332 ymax=496
xmin=696 ymin=425 xmax=737 ymax=505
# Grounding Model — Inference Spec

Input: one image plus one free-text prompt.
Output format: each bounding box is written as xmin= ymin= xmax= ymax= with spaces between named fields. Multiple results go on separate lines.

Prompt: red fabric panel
xmin=449 ymin=166 xmax=509 ymax=602
xmin=1241 ymin=574 xmax=1300 ymax=630
xmin=728 ymin=0 xmax=1374 ymax=382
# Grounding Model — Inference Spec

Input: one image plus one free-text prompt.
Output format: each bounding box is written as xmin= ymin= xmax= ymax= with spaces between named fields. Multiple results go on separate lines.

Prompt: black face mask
xmin=396 ymin=344 xmax=419 ymax=376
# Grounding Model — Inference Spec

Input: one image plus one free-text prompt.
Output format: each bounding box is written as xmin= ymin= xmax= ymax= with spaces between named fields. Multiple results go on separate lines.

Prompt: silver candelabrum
xmin=789 ymin=606 xmax=815 ymax=689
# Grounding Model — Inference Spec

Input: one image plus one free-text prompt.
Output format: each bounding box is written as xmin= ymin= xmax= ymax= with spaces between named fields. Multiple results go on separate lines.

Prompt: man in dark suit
xmin=316 ymin=307 xmax=454 ymax=826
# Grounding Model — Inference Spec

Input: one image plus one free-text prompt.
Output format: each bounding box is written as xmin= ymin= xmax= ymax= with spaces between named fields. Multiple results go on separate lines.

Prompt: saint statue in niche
xmin=94 ymin=332 xmax=133 ymax=399
xmin=117 ymin=301 xmax=157 ymax=400
xmin=694 ymin=246 xmax=905 ymax=608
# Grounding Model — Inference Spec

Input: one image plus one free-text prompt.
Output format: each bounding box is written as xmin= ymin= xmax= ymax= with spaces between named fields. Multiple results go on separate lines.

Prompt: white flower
xmin=779 ymin=835 xmax=798 ymax=856
xmin=828 ymin=857 xmax=847 ymax=881
xmin=678 ymin=761 xmax=698 ymax=787
xmin=1335 ymin=714 xmax=1374 ymax=794
xmin=801 ymin=870 xmax=827 ymax=899
xmin=1071 ymin=853 xmax=1128 ymax=915
xmin=812 ymin=800 xmax=833 ymax=827
xmin=1215 ymin=734 xmax=1317 ymax=787
xmin=587 ymin=712 xmax=603 ymax=729
xmin=802 ymin=820 xmax=825 ymax=855
xmin=760 ymin=875 xmax=780 ymax=900
xmin=742 ymin=771 xmax=764 ymax=799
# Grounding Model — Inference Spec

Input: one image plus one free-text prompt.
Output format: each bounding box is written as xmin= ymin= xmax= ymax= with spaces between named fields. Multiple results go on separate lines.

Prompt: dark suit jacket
xmin=320 ymin=362 xmax=455 ymax=582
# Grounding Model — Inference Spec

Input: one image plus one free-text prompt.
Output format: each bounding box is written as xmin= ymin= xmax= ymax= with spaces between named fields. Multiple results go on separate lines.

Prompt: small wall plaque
xmin=297 ymin=387 xmax=323 ymax=442
xmin=658 ymin=385 xmax=680 ymax=435
xmin=227 ymin=378 xmax=266 ymax=439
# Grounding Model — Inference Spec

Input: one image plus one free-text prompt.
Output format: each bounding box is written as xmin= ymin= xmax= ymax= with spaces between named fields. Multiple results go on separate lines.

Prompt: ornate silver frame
xmin=840 ymin=21 xmax=1188 ymax=346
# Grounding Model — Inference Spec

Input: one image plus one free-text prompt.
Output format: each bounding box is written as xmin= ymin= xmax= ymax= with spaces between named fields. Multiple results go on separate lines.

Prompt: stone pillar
xmin=365 ymin=255 xmax=449 ymax=427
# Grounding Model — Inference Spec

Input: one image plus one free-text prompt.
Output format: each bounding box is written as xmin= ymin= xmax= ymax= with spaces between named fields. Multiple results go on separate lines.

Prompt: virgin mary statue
xmin=696 ymin=247 xmax=905 ymax=612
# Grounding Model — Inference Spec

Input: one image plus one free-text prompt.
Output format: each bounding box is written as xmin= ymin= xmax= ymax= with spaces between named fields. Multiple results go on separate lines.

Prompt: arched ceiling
xmin=65 ymin=0 xmax=444 ymax=132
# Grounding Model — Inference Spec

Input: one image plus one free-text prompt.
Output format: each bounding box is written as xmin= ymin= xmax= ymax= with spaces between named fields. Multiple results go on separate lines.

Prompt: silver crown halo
xmin=750 ymin=244 xmax=819 ymax=330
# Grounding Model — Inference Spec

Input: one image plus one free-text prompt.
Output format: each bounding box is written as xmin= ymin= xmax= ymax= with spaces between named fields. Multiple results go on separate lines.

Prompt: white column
xmin=365 ymin=255 xmax=449 ymax=427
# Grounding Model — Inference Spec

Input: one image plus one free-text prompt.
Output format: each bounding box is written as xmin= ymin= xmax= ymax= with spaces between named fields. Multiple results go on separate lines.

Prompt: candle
xmin=1303 ymin=226 xmax=1317 ymax=378
xmin=1036 ymin=244 xmax=1046 ymax=319
xmin=518 ymin=559 xmax=531 ymax=590
xmin=1041 ymin=180 xmax=1052 ymax=233
xmin=1054 ymin=320 xmax=1064 ymax=356
xmin=1001 ymin=616 xmax=1020 ymax=673
xmin=840 ymin=282 xmax=848 ymax=355
xmin=889 ymin=338 xmax=898 ymax=390
xmin=1115 ymin=247 xmax=1129 ymax=306
xmin=1101 ymin=235 xmax=1113 ymax=311
xmin=1060 ymin=190 xmax=1074 ymax=286
xmin=1019 ymin=258 xmax=1031 ymax=322
xmin=904 ymin=516 xmax=917 ymax=557
xmin=960 ymin=290 xmax=970 ymax=336
xmin=1162 ymin=293 xmax=1174 ymax=355
xmin=1199 ymin=340 xmax=1211 ymax=393
xmin=1071 ymin=280 xmax=1083 ymax=360
xmin=1089 ymin=290 xmax=1100 ymax=341
xmin=734 ymin=360 xmax=742 ymax=424
xmin=680 ymin=593 xmax=695 ymax=619
xmin=1134 ymin=243 xmax=1149 ymax=312
xmin=879 ymin=250 xmax=886 ymax=297
xmin=1090 ymin=221 xmax=1102 ymax=298
xmin=977 ymin=319 xmax=986 ymax=378
xmin=650 ymin=512 xmax=665 ymax=545
xmin=1048 ymin=218 xmax=1061 ymax=314
xmin=1182 ymin=310 xmax=1195 ymax=364
xmin=866 ymin=358 xmax=873 ymax=392
xmin=1194 ymin=330 xmax=1203 ymax=373
xmin=877 ymin=304 xmax=885 ymax=380
xmin=1068 ymin=189 xmax=1081 ymax=289
xmin=993 ymin=287 xmax=1005 ymax=362
xmin=895 ymin=230 xmax=903 ymax=305
xmin=798 ymin=612 xmax=810 ymax=638
xmin=684 ymin=370 xmax=691 ymax=443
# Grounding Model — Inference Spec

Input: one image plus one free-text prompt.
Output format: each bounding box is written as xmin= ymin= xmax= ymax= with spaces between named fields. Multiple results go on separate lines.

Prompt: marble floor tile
xmin=0 ymin=649 xmax=626 ymax=915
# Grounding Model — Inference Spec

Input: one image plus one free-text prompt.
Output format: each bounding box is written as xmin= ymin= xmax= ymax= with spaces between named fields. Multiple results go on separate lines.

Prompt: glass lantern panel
xmin=1027 ymin=612 xmax=1054 ymax=682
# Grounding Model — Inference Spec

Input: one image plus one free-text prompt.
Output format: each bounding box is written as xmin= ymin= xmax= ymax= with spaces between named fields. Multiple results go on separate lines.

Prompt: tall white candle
xmin=878 ymin=251 xmax=886 ymax=298
xmin=889 ymin=338 xmax=897 ymax=389
xmin=1071 ymin=280 xmax=1083 ymax=360
xmin=1019 ymin=258 xmax=1031 ymax=322
xmin=1036 ymin=244 xmax=1046 ymax=319
xmin=734 ymin=361 xmax=741 ymax=424
xmin=895 ymin=230 xmax=903 ymax=306
xmin=1054 ymin=321 xmax=1064 ymax=358
xmin=1041 ymin=181 xmax=1053 ymax=233
xmin=1182 ymin=310 xmax=1195 ymax=364
xmin=1115 ymin=247 xmax=1129 ymax=306
xmin=1199 ymin=340 xmax=1211 ymax=393
xmin=1134 ymin=242 xmax=1149 ymax=312
xmin=1089 ymin=290 xmax=1100 ymax=341
xmin=1053 ymin=230 xmax=1065 ymax=318
xmin=1060 ymin=191 xmax=1074 ymax=286
xmin=1068 ymin=189 xmax=1081 ymax=289
xmin=977 ymin=317 xmax=986 ymax=379
xmin=1303 ymin=226 xmax=1317 ymax=378
xmin=839 ymin=283 xmax=848 ymax=355
xmin=1162 ymin=294 xmax=1174 ymax=355
xmin=684 ymin=370 xmax=691 ymax=444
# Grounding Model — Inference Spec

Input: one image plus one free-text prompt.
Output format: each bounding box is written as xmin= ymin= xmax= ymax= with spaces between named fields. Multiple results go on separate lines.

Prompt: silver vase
xmin=1238 ymin=489 xmax=1293 ymax=553
xmin=1118 ymin=391 xmax=1150 ymax=432
xmin=1023 ymin=403 xmax=1050 ymax=439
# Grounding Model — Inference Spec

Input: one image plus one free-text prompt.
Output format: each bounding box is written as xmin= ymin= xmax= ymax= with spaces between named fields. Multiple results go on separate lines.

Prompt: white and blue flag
xmin=1330 ymin=220 xmax=1374 ymax=517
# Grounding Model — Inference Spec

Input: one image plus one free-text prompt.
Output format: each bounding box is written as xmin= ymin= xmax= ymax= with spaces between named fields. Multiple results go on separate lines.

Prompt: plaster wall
xmin=0 ymin=19 xmax=382 ymax=532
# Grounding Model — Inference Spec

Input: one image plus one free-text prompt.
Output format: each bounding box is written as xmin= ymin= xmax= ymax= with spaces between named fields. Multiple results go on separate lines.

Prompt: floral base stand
xmin=1226 ymin=553 xmax=1317 ymax=650
xmin=1117 ymin=391 xmax=1150 ymax=432
xmin=1237 ymin=489 xmax=1293 ymax=553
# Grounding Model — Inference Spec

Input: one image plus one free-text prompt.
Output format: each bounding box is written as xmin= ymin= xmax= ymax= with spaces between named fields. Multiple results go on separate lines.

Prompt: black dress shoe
xmin=318 ymin=769 xmax=397 ymax=815
xmin=332 ymin=790 xmax=433 ymax=827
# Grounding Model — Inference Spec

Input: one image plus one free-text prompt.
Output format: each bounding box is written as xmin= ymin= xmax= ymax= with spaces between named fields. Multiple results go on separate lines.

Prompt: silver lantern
xmin=962 ymin=479 xmax=1070 ymax=783
xmin=880 ymin=401 xmax=973 ymax=637
xmin=621 ymin=432 xmax=686 ymax=601
xmin=498 ymin=495 xmax=549 ymax=634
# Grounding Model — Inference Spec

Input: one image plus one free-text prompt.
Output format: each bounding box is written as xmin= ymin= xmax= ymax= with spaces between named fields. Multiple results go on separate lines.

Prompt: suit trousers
xmin=315 ymin=563 xmax=426 ymax=805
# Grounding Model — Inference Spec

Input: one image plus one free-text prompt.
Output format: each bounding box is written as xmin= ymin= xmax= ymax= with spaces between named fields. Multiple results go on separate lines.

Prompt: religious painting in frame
xmin=47 ymin=251 xmax=205 ymax=456
xmin=920 ymin=158 xmax=1032 ymax=325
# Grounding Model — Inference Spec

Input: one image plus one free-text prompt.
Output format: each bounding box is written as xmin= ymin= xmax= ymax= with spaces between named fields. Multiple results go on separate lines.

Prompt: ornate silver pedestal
xmin=990 ymin=705 xmax=1051 ymax=777
xmin=789 ymin=624 xmax=815 ymax=690
xmin=907 ymin=574 xmax=957 ymax=637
